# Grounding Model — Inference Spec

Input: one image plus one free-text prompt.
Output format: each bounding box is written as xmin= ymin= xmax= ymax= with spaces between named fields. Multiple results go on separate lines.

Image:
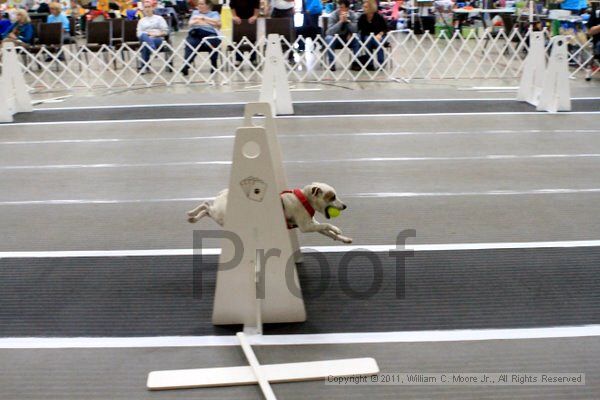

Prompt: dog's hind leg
xmin=187 ymin=203 xmax=207 ymax=217
xmin=188 ymin=208 xmax=209 ymax=223
xmin=187 ymin=203 xmax=209 ymax=222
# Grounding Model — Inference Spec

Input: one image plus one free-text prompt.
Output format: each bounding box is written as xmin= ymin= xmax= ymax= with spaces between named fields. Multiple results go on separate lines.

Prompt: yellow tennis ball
xmin=328 ymin=206 xmax=341 ymax=218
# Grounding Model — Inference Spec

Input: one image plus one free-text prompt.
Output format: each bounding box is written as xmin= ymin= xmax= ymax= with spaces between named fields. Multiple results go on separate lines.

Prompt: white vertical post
xmin=0 ymin=42 xmax=32 ymax=123
xmin=243 ymin=103 xmax=302 ymax=263
xmin=259 ymin=34 xmax=294 ymax=115
xmin=212 ymin=103 xmax=306 ymax=328
xmin=529 ymin=0 xmax=534 ymax=24
xmin=537 ymin=35 xmax=571 ymax=112
xmin=516 ymin=30 xmax=545 ymax=106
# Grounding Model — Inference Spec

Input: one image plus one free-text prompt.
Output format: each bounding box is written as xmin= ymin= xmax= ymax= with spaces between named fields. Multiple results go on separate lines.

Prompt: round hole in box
xmin=242 ymin=141 xmax=261 ymax=159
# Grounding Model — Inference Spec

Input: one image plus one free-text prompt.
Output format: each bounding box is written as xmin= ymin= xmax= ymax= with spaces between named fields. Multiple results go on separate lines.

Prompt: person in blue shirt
xmin=296 ymin=0 xmax=322 ymax=51
xmin=558 ymin=0 xmax=588 ymax=14
xmin=0 ymin=13 xmax=12 ymax=38
xmin=181 ymin=0 xmax=222 ymax=75
xmin=47 ymin=2 xmax=71 ymax=42
xmin=2 ymin=9 xmax=35 ymax=45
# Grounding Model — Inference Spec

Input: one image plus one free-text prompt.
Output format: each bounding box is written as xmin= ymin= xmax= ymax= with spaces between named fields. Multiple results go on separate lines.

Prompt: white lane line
xmin=35 ymin=102 xmax=245 ymax=111
xmin=3 ymin=154 xmax=600 ymax=171
xmin=1 ymin=325 xmax=599 ymax=348
xmin=31 ymin=95 xmax=72 ymax=105
xmin=1 ymin=240 xmax=599 ymax=258
xmin=289 ymin=112 xmax=600 ymax=120
xmin=460 ymin=86 xmax=519 ymax=91
xmin=351 ymin=188 xmax=600 ymax=197
xmin=0 ymin=135 xmax=235 ymax=145
xmin=3 ymin=129 xmax=600 ymax=146
xmin=2 ymin=188 xmax=600 ymax=206
xmin=3 ymin=111 xmax=600 ymax=126
xmin=33 ymin=97 xmax=600 ymax=111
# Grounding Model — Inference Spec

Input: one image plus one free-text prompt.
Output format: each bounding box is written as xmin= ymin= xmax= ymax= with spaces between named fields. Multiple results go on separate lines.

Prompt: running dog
xmin=187 ymin=182 xmax=352 ymax=243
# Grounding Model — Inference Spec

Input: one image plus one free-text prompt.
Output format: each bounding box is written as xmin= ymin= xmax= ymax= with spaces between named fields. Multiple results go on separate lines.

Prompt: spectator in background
xmin=0 ymin=13 xmax=13 ymax=38
xmin=272 ymin=0 xmax=295 ymax=18
xmin=557 ymin=0 xmax=588 ymax=14
xmin=46 ymin=2 xmax=70 ymax=60
xmin=66 ymin=0 xmax=86 ymax=34
xmin=67 ymin=0 xmax=86 ymax=18
xmin=589 ymin=1 xmax=599 ymax=56
xmin=325 ymin=0 xmax=359 ymax=70
xmin=154 ymin=3 xmax=180 ymax=31
xmin=181 ymin=0 xmax=221 ymax=75
xmin=230 ymin=0 xmax=259 ymax=24
xmin=2 ymin=9 xmax=34 ymax=45
xmin=296 ymin=0 xmax=322 ymax=51
xmin=86 ymin=8 xmax=112 ymax=21
xmin=356 ymin=0 xmax=386 ymax=69
xmin=304 ymin=0 xmax=323 ymax=26
xmin=125 ymin=2 xmax=144 ymax=19
xmin=230 ymin=0 xmax=259 ymax=65
xmin=136 ymin=0 xmax=168 ymax=73
xmin=47 ymin=2 xmax=71 ymax=42
xmin=37 ymin=2 xmax=51 ymax=13
xmin=97 ymin=0 xmax=111 ymax=11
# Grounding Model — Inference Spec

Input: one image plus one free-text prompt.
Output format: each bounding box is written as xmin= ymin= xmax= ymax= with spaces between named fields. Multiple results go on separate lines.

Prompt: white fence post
xmin=9 ymin=31 xmax=590 ymax=92
xmin=259 ymin=34 xmax=294 ymax=115
xmin=517 ymin=31 xmax=545 ymax=106
xmin=1 ymin=43 xmax=32 ymax=123
xmin=537 ymin=35 xmax=571 ymax=112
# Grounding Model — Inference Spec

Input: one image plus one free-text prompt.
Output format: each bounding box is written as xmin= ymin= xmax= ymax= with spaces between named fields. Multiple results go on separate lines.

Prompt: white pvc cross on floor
xmin=0 ymin=42 xmax=32 ymax=122
xmin=147 ymin=103 xmax=379 ymax=397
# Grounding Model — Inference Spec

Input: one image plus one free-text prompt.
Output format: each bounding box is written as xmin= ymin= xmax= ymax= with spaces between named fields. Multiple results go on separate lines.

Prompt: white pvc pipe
xmin=237 ymin=332 xmax=277 ymax=400
xmin=529 ymin=0 xmax=534 ymax=24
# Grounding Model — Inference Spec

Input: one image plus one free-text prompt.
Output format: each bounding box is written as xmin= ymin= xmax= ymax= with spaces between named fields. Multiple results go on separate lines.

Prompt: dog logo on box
xmin=240 ymin=176 xmax=267 ymax=202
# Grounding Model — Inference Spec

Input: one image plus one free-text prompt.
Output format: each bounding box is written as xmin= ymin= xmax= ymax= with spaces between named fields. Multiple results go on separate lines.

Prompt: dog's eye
xmin=331 ymin=194 xmax=336 ymax=201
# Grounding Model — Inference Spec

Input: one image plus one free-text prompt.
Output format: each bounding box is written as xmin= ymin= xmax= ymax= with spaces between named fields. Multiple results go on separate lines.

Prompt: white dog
xmin=187 ymin=182 xmax=353 ymax=243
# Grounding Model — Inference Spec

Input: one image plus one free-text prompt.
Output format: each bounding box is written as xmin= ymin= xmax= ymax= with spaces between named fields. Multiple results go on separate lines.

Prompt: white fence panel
xmin=0 ymin=28 xmax=594 ymax=93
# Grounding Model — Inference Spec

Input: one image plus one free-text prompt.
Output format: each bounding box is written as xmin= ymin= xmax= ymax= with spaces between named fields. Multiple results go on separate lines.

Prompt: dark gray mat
xmin=1 ymin=247 xmax=599 ymax=337
xmin=1 ymin=337 xmax=599 ymax=400
xmin=10 ymin=99 xmax=600 ymax=123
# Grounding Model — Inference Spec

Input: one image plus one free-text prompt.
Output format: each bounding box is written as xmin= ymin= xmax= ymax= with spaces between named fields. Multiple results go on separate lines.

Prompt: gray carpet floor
xmin=7 ymin=98 xmax=600 ymax=123
xmin=1 ymin=247 xmax=599 ymax=336
xmin=2 ymin=89 xmax=600 ymax=399
xmin=1 ymin=338 xmax=598 ymax=400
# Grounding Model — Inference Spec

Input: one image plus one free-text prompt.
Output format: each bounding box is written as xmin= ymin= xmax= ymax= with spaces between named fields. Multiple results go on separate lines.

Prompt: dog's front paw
xmin=187 ymin=210 xmax=197 ymax=217
xmin=338 ymin=235 xmax=353 ymax=244
xmin=188 ymin=217 xmax=197 ymax=223
xmin=327 ymin=224 xmax=342 ymax=235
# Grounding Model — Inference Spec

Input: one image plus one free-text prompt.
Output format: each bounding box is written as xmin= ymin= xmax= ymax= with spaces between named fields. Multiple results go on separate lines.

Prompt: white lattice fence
xmin=1 ymin=28 xmax=594 ymax=92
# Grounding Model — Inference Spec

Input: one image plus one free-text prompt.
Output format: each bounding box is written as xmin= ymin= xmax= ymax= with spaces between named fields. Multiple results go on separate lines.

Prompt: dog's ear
xmin=311 ymin=186 xmax=322 ymax=197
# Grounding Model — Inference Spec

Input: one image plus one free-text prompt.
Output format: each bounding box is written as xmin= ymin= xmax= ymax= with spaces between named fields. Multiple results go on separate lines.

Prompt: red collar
xmin=281 ymin=189 xmax=315 ymax=228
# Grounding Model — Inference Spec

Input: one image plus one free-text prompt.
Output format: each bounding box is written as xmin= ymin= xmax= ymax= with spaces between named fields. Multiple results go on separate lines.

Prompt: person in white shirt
xmin=136 ymin=0 xmax=169 ymax=72
xmin=271 ymin=0 xmax=295 ymax=18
